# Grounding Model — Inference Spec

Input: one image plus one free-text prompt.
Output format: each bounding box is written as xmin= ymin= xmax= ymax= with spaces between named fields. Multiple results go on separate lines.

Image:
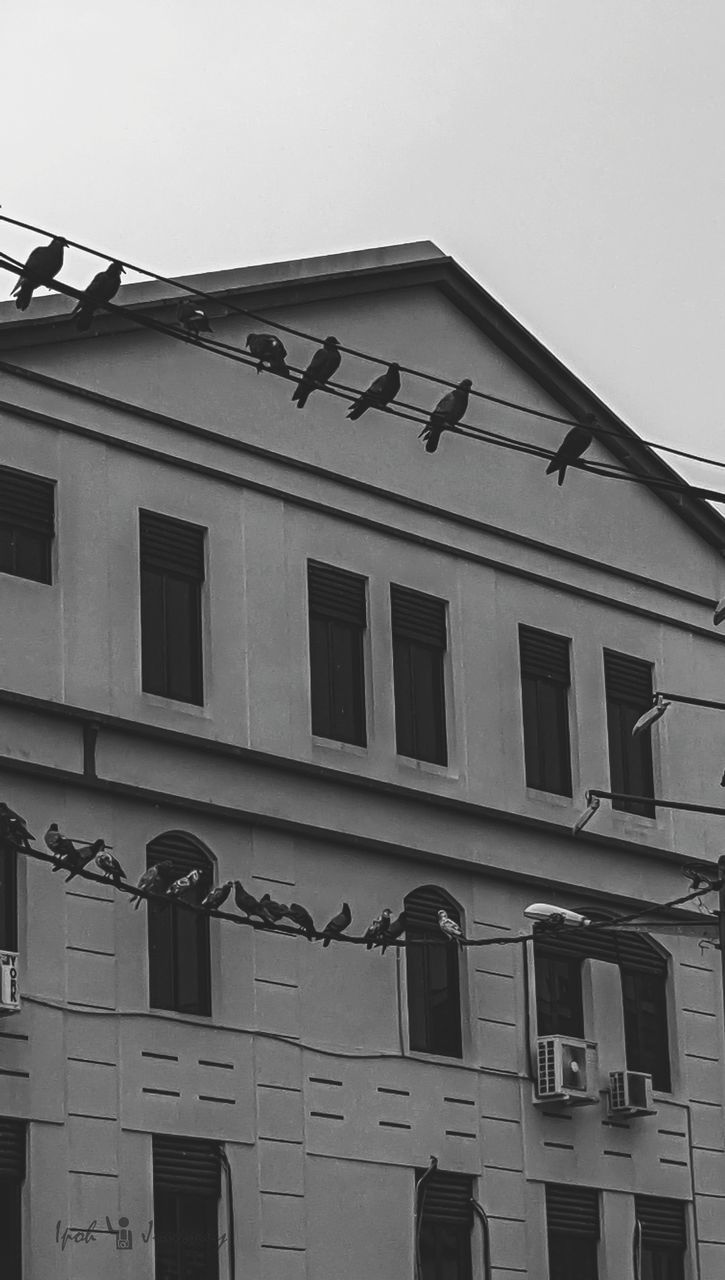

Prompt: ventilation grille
xmin=152 ymin=1135 xmax=221 ymax=1197
xmin=535 ymin=922 xmax=666 ymax=976
xmin=391 ymin=585 xmax=447 ymax=648
xmin=635 ymin=1196 xmax=686 ymax=1250
xmin=404 ymin=886 xmax=459 ymax=931
xmin=418 ymin=1170 xmax=473 ymax=1226
xmin=604 ymin=651 xmax=653 ymax=705
xmin=519 ymin=625 xmax=570 ymax=683
xmin=546 ymin=1183 xmax=600 ymax=1238
xmin=307 ymin=561 xmax=367 ymax=627
xmin=140 ymin=511 xmax=205 ymax=580
xmin=147 ymin=833 xmax=213 ymax=878
xmin=0 ymin=467 xmax=54 ymax=535
xmin=0 ymin=1118 xmax=25 ymax=1181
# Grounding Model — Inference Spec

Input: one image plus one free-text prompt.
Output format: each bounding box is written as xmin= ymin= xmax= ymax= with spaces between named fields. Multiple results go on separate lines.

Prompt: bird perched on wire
xmin=285 ymin=902 xmax=317 ymax=940
xmin=63 ymin=838 xmax=107 ymax=883
xmin=365 ymin=908 xmax=392 ymax=950
xmin=130 ymin=860 xmax=177 ymax=909
xmin=12 ymin=237 xmax=68 ymax=310
xmin=0 ymin=803 xmax=34 ymax=851
xmin=201 ymin=880 xmax=234 ymax=911
xmin=167 ymin=868 xmax=204 ymax=896
xmin=177 ymin=297 xmax=213 ymax=339
xmin=95 ymin=849 xmax=126 ymax=887
xmin=321 ymin=901 xmax=352 ymax=947
xmin=246 ymin=332 xmax=289 ymax=376
xmin=234 ymin=881 xmax=263 ymax=919
xmin=46 ymin=822 xmax=80 ymax=865
xmin=545 ymin=415 xmax=595 ymax=486
xmin=257 ymin=893 xmax=290 ymax=925
xmin=437 ymin=909 xmax=464 ymax=948
xmin=347 ymin=363 xmax=401 ymax=421
xmin=419 ymin=379 xmax=472 ymax=453
xmin=379 ymin=909 xmax=406 ymax=954
xmin=71 ymin=260 xmax=125 ymax=331
xmin=292 ymin=336 xmax=341 ymax=408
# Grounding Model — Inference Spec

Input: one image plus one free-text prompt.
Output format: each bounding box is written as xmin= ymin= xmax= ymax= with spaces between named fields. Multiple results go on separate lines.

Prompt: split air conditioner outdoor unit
xmin=0 ymin=952 xmax=20 ymax=1016
xmin=608 ymin=1070 xmax=656 ymax=1117
xmin=535 ymin=1035 xmax=599 ymax=1106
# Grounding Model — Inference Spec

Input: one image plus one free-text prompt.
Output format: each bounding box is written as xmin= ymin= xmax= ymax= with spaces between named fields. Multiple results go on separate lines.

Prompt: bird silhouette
xmin=545 ymin=417 xmax=595 ymax=485
xmin=419 ymin=379 xmax=472 ymax=453
xmin=130 ymin=861 xmax=176 ymax=909
xmin=246 ymin=332 xmax=289 ymax=376
xmin=285 ymin=902 xmax=317 ymax=940
xmin=234 ymin=881 xmax=265 ymax=920
xmin=12 ymin=237 xmax=67 ymax=310
xmin=437 ymin=909 xmax=464 ymax=949
xmin=321 ymin=901 xmax=352 ymax=947
xmin=46 ymin=823 xmax=80 ymax=866
xmin=71 ymin=261 xmax=125 ymax=331
xmin=177 ymin=298 xmax=213 ymax=338
xmin=95 ymin=849 xmax=126 ymax=887
xmin=292 ymin=337 xmax=341 ymax=408
xmin=365 ymin=908 xmax=392 ymax=950
xmin=64 ymin=838 xmax=106 ymax=883
xmin=380 ymin=910 xmax=406 ymax=954
xmin=201 ymin=881 xmax=234 ymax=910
xmin=0 ymin=803 xmax=33 ymax=850
xmin=258 ymin=893 xmax=289 ymax=924
xmin=347 ymin=363 xmax=401 ymax=420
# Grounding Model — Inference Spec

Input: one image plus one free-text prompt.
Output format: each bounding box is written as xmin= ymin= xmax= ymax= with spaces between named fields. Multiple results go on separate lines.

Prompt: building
xmin=0 ymin=240 xmax=723 ymax=1279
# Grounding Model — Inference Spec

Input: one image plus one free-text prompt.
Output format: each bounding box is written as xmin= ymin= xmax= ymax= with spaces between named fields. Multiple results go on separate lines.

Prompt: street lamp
xmin=631 ymin=695 xmax=671 ymax=738
xmin=572 ymin=793 xmax=600 ymax=834
xmin=523 ymin=903 xmax=591 ymax=927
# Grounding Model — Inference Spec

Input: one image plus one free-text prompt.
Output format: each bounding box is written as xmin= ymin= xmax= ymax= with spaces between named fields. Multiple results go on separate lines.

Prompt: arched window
xmin=147 ymin=832 xmax=213 ymax=1016
xmin=405 ymin=886 xmax=462 ymax=1058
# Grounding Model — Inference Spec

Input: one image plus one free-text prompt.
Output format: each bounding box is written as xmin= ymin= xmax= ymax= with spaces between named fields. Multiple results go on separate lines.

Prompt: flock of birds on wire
xmin=8 ymin=234 xmax=591 ymax=478
xmin=0 ymin=803 xmax=466 ymax=952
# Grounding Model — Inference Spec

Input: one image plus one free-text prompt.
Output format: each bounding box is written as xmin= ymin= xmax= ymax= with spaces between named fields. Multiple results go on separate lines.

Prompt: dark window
xmin=147 ymin=833 xmax=212 ymax=1016
xmin=140 ymin=510 xmax=205 ymax=705
xmin=153 ymin=1135 xmax=221 ymax=1280
xmin=307 ymin=561 xmax=367 ymax=746
xmin=636 ymin=1197 xmax=686 ymax=1280
xmin=0 ymin=845 xmax=17 ymax=951
xmin=391 ymin=586 xmax=447 ymax=765
xmin=0 ymin=465 xmax=54 ymax=584
xmin=405 ymin=887 xmax=462 ymax=1058
xmin=417 ymin=1169 xmax=473 ymax=1280
xmin=535 ymin=948 xmax=583 ymax=1038
xmin=622 ymin=969 xmax=671 ymax=1091
xmin=519 ymin=626 xmax=572 ymax=795
xmin=604 ymin=650 xmax=655 ymax=817
xmin=0 ymin=1118 xmax=26 ymax=1280
xmin=546 ymin=1184 xmax=599 ymax=1280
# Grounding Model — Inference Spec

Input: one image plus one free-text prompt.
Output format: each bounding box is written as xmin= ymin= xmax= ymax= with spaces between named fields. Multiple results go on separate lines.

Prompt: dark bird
xmin=201 ymin=880 xmax=234 ymax=911
xmin=380 ymin=910 xmax=406 ymax=954
xmin=285 ymin=902 xmax=317 ymax=939
xmin=292 ymin=337 xmax=341 ymax=408
xmin=95 ymin=849 xmax=126 ymax=887
xmin=12 ymin=237 xmax=68 ymax=310
xmin=71 ymin=261 xmax=125 ymax=331
xmin=234 ymin=881 xmax=264 ymax=919
xmin=167 ymin=868 xmax=203 ymax=896
xmin=437 ymin=908 xmax=464 ymax=949
xmin=177 ymin=298 xmax=213 ymax=339
xmin=258 ymin=893 xmax=290 ymax=925
xmin=46 ymin=823 xmax=79 ymax=866
xmin=130 ymin=861 xmax=176 ymax=909
xmin=246 ymin=332 xmax=289 ymax=376
xmin=347 ymin=363 xmax=401 ymax=420
xmin=0 ymin=803 xmax=34 ymax=850
xmin=365 ymin=908 xmax=392 ymax=950
xmin=545 ymin=417 xmax=595 ymax=486
xmin=321 ymin=901 xmax=352 ymax=948
xmin=64 ymin=838 xmax=106 ymax=883
xmin=419 ymin=379 xmax=472 ymax=454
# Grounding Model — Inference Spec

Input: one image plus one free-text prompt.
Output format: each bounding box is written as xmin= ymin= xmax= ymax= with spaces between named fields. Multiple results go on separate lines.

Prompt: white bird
xmin=437 ymin=909 xmax=464 ymax=948
xmin=168 ymin=868 xmax=203 ymax=896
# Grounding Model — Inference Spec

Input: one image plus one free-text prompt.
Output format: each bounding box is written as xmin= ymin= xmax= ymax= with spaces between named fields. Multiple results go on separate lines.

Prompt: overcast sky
xmin=4 ymin=1 xmax=725 ymax=490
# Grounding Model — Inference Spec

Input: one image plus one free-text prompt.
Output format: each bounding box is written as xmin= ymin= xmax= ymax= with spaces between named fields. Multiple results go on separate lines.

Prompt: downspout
xmin=219 ymin=1148 xmax=235 ymax=1280
xmin=414 ymin=1156 xmax=438 ymax=1280
xmin=471 ymin=1197 xmax=492 ymax=1279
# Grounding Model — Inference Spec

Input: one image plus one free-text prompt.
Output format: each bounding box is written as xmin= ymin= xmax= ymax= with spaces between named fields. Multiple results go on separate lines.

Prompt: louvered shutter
xmin=519 ymin=626 xmax=570 ymax=683
xmin=535 ymin=923 xmax=667 ymax=976
xmin=147 ymin=833 xmax=212 ymax=878
xmin=635 ymin=1197 xmax=686 ymax=1250
xmin=0 ymin=1120 xmax=25 ymax=1181
xmin=0 ymin=467 xmax=54 ymax=536
xmin=419 ymin=1171 xmax=473 ymax=1227
xmin=405 ymin=887 xmax=459 ymax=931
xmin=546 ymin=1184 xmax=600 ymax=1238
xmin=139 ymin=511 xmax=205 ymax=580
xmin=604 ymin=651 xmax=653 ymax=705
xmin=308 ymin=561 xmax=366 ymax=626
xmin=153 ymin=1136 xmax=221 ymax=1197
xmin=391 ymin=586 xmax=447 ymax=648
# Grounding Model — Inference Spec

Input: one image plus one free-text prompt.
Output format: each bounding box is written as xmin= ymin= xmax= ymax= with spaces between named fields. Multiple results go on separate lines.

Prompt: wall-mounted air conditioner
xmin=608 ymin=1070 xmax=656 ymax=1117
xmin=535 ymin=1035 xmax=599 ymax=1106
xmin=0 ymin=952 xmax=20 ymax=1016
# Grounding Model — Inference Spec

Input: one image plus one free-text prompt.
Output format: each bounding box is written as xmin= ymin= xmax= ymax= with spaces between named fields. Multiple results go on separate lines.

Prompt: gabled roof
xmin=1 ymin=239 xmax=724 ymax=552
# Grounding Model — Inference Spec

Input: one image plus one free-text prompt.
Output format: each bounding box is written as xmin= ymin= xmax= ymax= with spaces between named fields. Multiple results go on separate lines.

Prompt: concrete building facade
xmin=0 ymin=241 xmax=723 ymax=1278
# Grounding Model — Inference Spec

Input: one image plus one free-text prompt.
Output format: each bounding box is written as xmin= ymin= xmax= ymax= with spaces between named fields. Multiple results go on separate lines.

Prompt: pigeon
xmin=167 ymin=868 xmax=203 ymax=896
xmin=95 ymin=849 xmax=126 ymax=887
xmin=321 ymin=901 xmax=352 ymax=948
xmin=246 ymin=332 xmax=289 ymax=376
xmin=365 ymin=908 xmax=392 ymax=950
xmin=130 ymin=861 xmax=176 ymax=909
xmin=177 ymin=298 xmax=213 ymax=338
xmin=234 ymin=881 xmax=264 ymax=919
xmin=0 ymin=803 xmax=34 ymax=850
xmin=71 ymin=261 xmax=125 ymax=331
xmin=347 ymin=363 xmax=401 ymax=420
xmin=380 ymin=910 xmax=406 ymax=954
xmin=437 ymin=908 xmax=464 ymax=949
xmin=46 ymin=823 xmax=79 ymax=866
xmin=545 ymin=417 xmax=595 ymax=486
xmin=201 ymin=880 xmax=234 ymax=911
xmin=292 ymin=337 xmax=341 ymax=408
xmin=64 ymin=838 xmax=106 ymax=883
xmin=285 ymin=902 xmax=317 ymax=940
xmin=12 ymin=237 xmax=68 ymax=310
xmin=419 ymin=379 xmax=472 ymax=454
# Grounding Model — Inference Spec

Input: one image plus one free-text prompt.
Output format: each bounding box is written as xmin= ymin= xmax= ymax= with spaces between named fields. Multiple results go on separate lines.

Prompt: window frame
xmin=404 ymin=887 xmax=463 ymax=1059
xmin=307 ymin=561 xmax=368 ymax=747
xmin=391 ymin=586 xmax=448 ymax=767
xmin=603 ymin=650 xmax=656 ymax=818
xmin=545 ymin=1184 xmax=600 ymax=1280
xmin=0 ymin=1118 xmax=26 ymax=1280
xmin=518 ymin=625 xmax=573 ymax=797
xmin=146 ymin=833 xmax=213 ymax=1018
xmin=416 ymin=1168 xmax=473 ymax=1280
xmin=0 ymin=465 xmax=55 ymax=586
xmin=152 ymin=1135 xmax=221 ymax=1280
xmin=139 ymin=510 xmax=206 ymax=707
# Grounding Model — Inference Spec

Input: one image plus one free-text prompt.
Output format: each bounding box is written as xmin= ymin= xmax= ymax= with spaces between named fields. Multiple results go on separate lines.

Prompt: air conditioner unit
xmin=0 ymin=952 xmax=20 ymax=1016
xmin=608 ymin=1070 xmax=656 ymax=1117
xmin=535 ymin=1035 xmax=599 ymax=1106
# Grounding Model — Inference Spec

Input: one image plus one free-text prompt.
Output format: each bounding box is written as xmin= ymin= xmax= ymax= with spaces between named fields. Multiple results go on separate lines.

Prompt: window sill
xmin=141 ymin=692 xmax=210 ymax=719
xmin=148 ymin=1006 xmax=213 ymax=1024
xmin=404 ymin=1048 xmax=467 ymax=1068
xmin=525 ymin=788 xmax=573 ymax=808
xmin=311 ymin=735 xmax=368 ymax=757
xmin=396 ymin=755 xmax=457 ymax=780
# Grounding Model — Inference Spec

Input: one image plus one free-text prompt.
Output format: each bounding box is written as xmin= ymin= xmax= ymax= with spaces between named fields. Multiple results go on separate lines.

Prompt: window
xmin=622 ymin=968 xmax=671 ymax=1091
xmin=391 ymin=586 xmax=447 ymax=765
xmin=546 ymin=1184 xmax=599 ymax=1280
xmin=0 ymin=1118 xmax=26 ymax=1280
xmin=140 ymin=510 xmax=205 ymax=704
xmin=0 ymin=845 xmax=17 ymax=951
xmin=153 ymin=1135 xmax=221 ymax=1280
xmin=604 ymin=650 xmax=655 ymax=817
xmin=417 ymin=1169 xmax=473 ymax=1280
xmin=307 ymin=561 xmax=367 ymax=745
xmin=147 ymin=833 xmax=212 ymax=1016
xmin=0 ymin=465 xmax=54 ymax=584
xmin=535 ymin=947 xmax=583 ymax=1038
xmin=636 ymin=1196 xmax=686 ymax=1280
xmin=519 ymin=626 xmax=572 ymax=795
xmin=405 ymin=887 xmax=462 ymax=1058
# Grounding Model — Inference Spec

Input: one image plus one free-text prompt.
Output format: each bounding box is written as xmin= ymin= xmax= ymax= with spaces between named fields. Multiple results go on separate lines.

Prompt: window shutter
xmin=147 ymin=833 xmax=211 ymax=877
xmin=519 ymin=626 xmax=570 ymax=683
xmin=635 ymin=1197 xmax=686 ymax=1250
xmin=535 ymin=923 xmax=667 ymax=976
xmin=419 ymin=1171 xmax=473 ymax=1227
xmin=0 ymin=467 xmax=54 ymax=535
xmin=308 ymin=561 xmax=366 ymax=627
xmin=391 ymin=586 xmax=446 ymax=648
xmin=604 ymin=651 xmax=653 ymax=704
xmin=405 ymin=887 xmax=459 ymax=931
xmin=0 ymin=1120 xmax=25 ymax=1181
xmin=152 ymin=1136 xmax=221 ymax=1197
xmin=140 ymin=511 xmax=205 ymax=580
xmin=546 ymin=1184 xmax=599 ymax=1238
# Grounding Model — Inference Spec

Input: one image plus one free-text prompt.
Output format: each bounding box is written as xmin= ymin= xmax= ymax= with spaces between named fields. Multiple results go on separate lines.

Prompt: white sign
xmin=0 ymin=951 xmax=20 ymax=1014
